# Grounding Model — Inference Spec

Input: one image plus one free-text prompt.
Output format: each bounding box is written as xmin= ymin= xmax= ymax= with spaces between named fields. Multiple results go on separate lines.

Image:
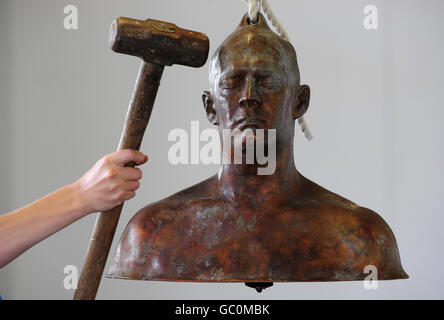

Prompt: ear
xmin=202 ymin=91 xmax=219 ymax=125
xmin=293 ymin=84 xmax=310 ymax=119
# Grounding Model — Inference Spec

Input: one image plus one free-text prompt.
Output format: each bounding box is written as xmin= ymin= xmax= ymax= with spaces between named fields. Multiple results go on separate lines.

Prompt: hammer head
xmin=109 ymin=17 xmax=209 ymax=67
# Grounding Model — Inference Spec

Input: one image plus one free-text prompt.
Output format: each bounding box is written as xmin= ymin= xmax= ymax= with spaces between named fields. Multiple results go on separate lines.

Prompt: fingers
xmin=120 ymin=167 xmax=143 ymax=181
xmin=121 ymin=191 xmax=136 ymax=202
xmin=75 ymin=150 xmax=149 ymax=214
xmin=105 ymin=150 xmax=145 ymax=204
xmin=120 ymin=180 xmax=140 ymax=191
xmin=110 ymin=189 xmax=136 ymax=204
xmin=110 ymin=149 xmax=148 ymax=167
xmin=109 ymin=181 xmax=138 ymax=206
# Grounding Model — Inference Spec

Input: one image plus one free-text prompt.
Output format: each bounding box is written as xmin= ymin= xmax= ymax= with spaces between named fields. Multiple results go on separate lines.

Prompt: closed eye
xmin=220 ymin=75 xmax=243 ymax=89
xmin=259 ymin=77 xmax=282 ymax=90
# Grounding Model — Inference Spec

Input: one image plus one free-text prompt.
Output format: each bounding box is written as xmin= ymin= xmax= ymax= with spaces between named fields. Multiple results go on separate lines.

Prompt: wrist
xmin=68 ymin=181 xmax=93 ymax=217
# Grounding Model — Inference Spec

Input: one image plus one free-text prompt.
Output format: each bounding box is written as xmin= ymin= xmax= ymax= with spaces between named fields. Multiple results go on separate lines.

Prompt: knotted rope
xmin=244 ymin=0 xmax=313 ymax=141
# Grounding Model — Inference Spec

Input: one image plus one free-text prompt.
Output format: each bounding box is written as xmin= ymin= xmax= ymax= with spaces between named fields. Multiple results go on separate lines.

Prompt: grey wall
xmin=0 ymin=0 xmax=443 ymax=299
xmin=0 ymin=0 xmax=12 ymax=297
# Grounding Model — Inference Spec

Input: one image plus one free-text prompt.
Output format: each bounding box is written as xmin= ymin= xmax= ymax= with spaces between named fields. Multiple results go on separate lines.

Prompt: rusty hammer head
xmin=109 ymin=17 xmax=209 ymax=67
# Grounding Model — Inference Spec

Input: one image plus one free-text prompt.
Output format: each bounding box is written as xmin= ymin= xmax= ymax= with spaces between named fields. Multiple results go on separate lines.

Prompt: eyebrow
xmin=219 ymin=70 xmax=244 ymax=84
xmin=219 ymin=69 xmax=277 ymax=85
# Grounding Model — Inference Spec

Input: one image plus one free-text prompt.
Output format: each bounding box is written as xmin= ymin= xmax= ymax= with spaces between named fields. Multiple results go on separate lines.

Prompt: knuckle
xmin=106 ymin=168 xmax=118 ymax=179
xmin=108 ymin=182 xmax=119 ymax=193
xmin=102 ymin=154 xmax=112 ymax=165
xmin=115 ymin=191 xmax=126 ymax=202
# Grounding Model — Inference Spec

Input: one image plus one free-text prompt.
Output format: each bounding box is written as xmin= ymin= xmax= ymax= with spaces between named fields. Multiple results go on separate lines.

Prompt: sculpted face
xmin=203 ymin=14 xmax=310 ymax=148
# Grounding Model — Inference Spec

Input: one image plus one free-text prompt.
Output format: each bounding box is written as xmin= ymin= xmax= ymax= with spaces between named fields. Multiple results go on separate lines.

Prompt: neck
xmin=217 ymin=142 xmax=301 ymax=205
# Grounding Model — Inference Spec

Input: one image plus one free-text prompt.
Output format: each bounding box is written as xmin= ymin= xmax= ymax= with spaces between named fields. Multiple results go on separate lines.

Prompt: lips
xmin=234 ymin=118 xmax=266 ymax=130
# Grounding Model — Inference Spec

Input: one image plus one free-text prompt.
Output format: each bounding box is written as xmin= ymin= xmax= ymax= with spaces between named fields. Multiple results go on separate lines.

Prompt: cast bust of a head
xmin=107 ymin=13 xmax=407 ymax=285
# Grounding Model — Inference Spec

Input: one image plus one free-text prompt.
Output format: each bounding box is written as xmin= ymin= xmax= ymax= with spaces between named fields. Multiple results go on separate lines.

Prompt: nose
xmin=238 ymin=75 xmax=262 ymax=108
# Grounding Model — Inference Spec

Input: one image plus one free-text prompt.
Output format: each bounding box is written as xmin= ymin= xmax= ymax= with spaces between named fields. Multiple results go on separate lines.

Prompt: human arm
xmin=0 ymin=149 xmax=148 ymax=268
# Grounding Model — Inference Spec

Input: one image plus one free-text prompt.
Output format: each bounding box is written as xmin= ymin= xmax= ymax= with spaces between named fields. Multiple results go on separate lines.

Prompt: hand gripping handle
xmin=74 ymin=62 xmax=164 ymax=300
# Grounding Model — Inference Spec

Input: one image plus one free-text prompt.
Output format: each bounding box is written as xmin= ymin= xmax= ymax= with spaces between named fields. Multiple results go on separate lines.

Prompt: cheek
xmin=263 ymin=89 xmax=292 ymax=118
xmin=214 ymin=94 xmax=233 ymax=125
xmin=216 ymin=87 xmax=244 ymax=109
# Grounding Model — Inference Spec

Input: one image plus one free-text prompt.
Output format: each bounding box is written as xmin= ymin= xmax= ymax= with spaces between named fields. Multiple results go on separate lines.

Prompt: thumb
xmin=111 ymin=149 xmax=148 ymax=167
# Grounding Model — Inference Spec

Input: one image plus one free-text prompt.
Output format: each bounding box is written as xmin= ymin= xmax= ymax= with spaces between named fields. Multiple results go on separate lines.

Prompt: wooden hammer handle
xmin=74 ymin=62 xmax=164 ymax=300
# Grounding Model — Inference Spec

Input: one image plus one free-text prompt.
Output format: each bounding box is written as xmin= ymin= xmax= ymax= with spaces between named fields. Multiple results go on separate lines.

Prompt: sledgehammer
xmin=74 ymin=17 xmax=209 ymax=300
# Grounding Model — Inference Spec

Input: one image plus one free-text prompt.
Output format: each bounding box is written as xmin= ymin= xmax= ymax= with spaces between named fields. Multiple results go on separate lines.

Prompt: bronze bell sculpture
xmin=107 ymin=13 xmax=408 ymax=290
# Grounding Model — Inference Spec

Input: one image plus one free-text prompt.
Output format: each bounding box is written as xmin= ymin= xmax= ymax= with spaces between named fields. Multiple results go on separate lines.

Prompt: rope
xmin=261 ymin=0 xmax=289 ymax=40
xmin=244 ymin=0 xmax=313 ymax=141
xmin=247 ymin=0 xmax=261 ymax=24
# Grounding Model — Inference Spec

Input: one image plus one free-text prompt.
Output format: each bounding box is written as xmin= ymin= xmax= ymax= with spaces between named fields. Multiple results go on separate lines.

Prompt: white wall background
xmin=0 ymin=0 xmax=443 ymax=299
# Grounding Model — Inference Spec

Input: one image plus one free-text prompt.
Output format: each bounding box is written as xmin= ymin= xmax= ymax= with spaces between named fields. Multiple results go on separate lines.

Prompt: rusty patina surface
xmin=109 ymin=17 xmax=209 ymax=67
xmin=107 ymin=13 xmax=408 ymax=283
